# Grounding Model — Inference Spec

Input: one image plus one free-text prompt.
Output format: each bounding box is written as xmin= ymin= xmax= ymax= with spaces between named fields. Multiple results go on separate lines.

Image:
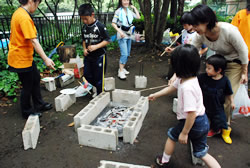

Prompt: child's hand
xmin=148 ymin=94 xmax=157 ymax=101
xmin=165 ymin=47 xmax=174 ymax=53
xmin=231 ymin=103 xmax=235 ymax=110
xmin=87 ymin=45 xmax=98 ymax=52
xmin=178 ymin=132 xmax=188 ymax=144
xmin=84 ymin=50 xmax=89 ymax=56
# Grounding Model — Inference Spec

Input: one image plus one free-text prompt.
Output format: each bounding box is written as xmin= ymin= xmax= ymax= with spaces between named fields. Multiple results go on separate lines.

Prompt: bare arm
xmin=179 ymin=111 xmax=196 ymax=144
xmin=226 ymin=95 xmax=235 ymax=110
xmin=112 ymin=22 xmax=126 ymax=38
xmin=148 ymin=85 xmax=176 ymax=101
xmin=130 ymin=5 xmax=140 ymax=19
xmin=30 ymin=38 xmax=55 ymax=70
xmin=241 ymin=64 xmax=248 ymax=84
xmin=87 ymin=41 xmax=110 ymax=52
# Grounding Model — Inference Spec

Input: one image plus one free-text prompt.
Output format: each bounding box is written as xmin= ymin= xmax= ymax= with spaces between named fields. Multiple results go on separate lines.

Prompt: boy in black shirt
xmin=198 ymin=54 xmax=235 ymax=144
xmin=79 ymin=4 xmax=110 ymax=96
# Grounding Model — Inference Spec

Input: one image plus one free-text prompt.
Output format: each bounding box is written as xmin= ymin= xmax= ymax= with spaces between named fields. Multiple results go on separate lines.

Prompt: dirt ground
xmin=0 ymin=43 xmax=250 ymax=168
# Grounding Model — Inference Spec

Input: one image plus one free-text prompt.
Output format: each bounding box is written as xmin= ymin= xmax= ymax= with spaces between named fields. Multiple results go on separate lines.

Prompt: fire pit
xmin=74 ymin=89 xmax=149 ymax=151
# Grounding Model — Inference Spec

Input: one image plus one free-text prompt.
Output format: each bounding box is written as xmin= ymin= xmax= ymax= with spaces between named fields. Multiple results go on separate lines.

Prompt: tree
xmin=177 ymin=0 xmax=185 ymax=16
xmin=202 ymin=0 xmax=207 ymax=4
xmin=138 ymin=0 xmax=171 ymax=48
xmin=170 ymin=0 xmax=177 ymax=22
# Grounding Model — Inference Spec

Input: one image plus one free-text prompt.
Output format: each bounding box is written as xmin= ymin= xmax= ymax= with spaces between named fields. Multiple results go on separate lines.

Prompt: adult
xmin=190 ymin=5 xmax=248 ymax=135
xmin=112 ymin=0 xmax=140 ymax=80
xmin=8 ymin=0 xmax=55 ymax=119
xmin=231 ymin=1 xmax=250 ymax=80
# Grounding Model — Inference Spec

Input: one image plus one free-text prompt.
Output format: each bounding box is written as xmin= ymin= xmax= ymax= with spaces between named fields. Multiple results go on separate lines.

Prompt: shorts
xmin=167 ymin=114 xmax=210 ymax=158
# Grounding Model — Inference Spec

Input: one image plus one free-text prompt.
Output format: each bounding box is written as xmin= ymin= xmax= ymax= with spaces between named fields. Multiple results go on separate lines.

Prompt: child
xmin=198 ymin=54 xmax=235 ymax=144
xmin=79 ymin=4 xmax=110 ymax=96
xmin=148 ymin=44 xmax=220 ymax=168
xmin=166 ymin=12 xmax=207 ymax=82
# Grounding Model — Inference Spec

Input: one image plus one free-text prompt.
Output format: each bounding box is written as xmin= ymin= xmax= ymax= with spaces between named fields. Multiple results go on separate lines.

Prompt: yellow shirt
xmin=8 ymin=7 xmax=37 ymax=68
xmin=231 ymin=9 xmax=250 ymax=60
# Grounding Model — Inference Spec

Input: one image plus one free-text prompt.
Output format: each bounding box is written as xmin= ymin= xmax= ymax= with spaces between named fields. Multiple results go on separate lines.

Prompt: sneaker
xmin=207 ymin=129 xmax=221 ymax=137
xmin=92 ymin=86 xmax=97 ymax=98
xmin=155 ymin=155 xmax=170 ymax=168
xmin=123 ymin=68 xmax=130 ymax=75
xmin=118 ymin=69 xmax=127 ymax=79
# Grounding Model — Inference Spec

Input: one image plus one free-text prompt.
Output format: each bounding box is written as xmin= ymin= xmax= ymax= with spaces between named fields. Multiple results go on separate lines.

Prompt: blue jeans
xmin=118 ymin=38 xmax=132 ymax=64
xmin=167 ymin=114 xmax=210 ymax=158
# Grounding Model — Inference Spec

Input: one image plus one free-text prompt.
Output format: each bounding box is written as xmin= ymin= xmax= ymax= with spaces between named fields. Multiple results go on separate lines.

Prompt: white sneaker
xmin=123 ymin=68 xmax=130 ymax=75
xmin=92 ymin=86 xmax=97 ymax=98
xmin=118 ymin=69 xmax=127 ymax=79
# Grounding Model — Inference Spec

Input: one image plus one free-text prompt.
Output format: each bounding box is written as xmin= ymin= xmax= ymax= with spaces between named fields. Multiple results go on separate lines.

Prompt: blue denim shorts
xmin=167 ymin=114 xmax=210 ymax=158
xmin=118 ymin=38 xmax=132 ymax=64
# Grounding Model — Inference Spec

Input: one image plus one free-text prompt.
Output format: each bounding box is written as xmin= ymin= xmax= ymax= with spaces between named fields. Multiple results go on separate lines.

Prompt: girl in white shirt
xmin=148 ymin=44 xmax=220 ymax=168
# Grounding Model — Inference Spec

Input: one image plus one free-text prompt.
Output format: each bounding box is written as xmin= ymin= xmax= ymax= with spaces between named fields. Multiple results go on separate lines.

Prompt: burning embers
xmin=94 ymin=106 xmax=133 ymax=137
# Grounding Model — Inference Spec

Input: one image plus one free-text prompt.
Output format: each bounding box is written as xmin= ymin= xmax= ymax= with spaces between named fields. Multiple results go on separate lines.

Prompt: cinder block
xmin=190 ymin=141 xmax=205 ymax=166
xmin=133 ymin=96 xmax=149 ymax=119
xmin=123 ymin=112 xmax=143 ymax=144
xmin=55 ymin=74 xmax=75 ymax=88
xmin=135 ymin=76 xmax=147 ymax=89
xmin=22 ymin=115 xmax=40 ymax=150
xmin=44 ymin=80 xmax=56 ymax=92
xmin=55 ymin=93 xmax=76 ymax=112
xmin=77 ymin=125 xmax=118 ymax=151
xmin=74 ymin=92 xmax=110 ymax=130
xmin=104 ymin=77 xmax=115 ymax=91
xmin=173 ymin=98 xmax=178 ymax=114
xmin=112 ymin=89 xmax=141 ymax=106
xmin=98 ymin=160 xmax=151 ymax=168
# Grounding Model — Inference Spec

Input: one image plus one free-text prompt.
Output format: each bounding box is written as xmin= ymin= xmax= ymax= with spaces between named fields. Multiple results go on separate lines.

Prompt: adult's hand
xmin=84 ymin=50 xmax=89 ymax=56
xmin=240 ymin=73 xmax=248 ymax=84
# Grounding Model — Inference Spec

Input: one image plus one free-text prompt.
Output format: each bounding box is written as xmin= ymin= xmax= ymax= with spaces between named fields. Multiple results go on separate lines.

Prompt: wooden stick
xmin=138 ymin=84 xmax=169 ymax=92
xmin=78 ymin=81 xmax=91 ymax=94
xmin=160 ymin=33 xmax=183 ymax=57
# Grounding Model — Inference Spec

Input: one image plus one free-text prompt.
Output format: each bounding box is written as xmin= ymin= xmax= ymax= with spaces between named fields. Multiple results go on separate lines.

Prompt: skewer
xmin=138 ymin=84 xmax=169 ymax=92
xmin=78 ymin=81 xmax=91 ymax=94
xmin=160 ymin=33 xmax=183 ymax=57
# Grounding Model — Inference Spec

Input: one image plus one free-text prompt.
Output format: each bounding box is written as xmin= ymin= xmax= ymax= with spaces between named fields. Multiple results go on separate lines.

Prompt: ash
xmin=93 ymin=106 xmax=132 ymax=137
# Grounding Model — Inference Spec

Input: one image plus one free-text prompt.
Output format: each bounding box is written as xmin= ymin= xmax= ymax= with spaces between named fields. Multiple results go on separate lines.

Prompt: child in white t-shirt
xmin=148 ymin=44 xmax=220 ymax=168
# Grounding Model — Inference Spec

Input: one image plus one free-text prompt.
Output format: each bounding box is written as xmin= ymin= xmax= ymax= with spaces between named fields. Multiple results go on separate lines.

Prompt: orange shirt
xmin=8 ymin=7 xmax=37 ymax=68
xmin=231 ymin=9 xmax=250 ymax=60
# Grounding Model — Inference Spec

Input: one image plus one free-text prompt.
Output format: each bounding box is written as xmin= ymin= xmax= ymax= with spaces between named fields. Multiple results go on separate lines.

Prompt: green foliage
xmin=107 ymin=41 xmax=119 ymax=50
xmin=0 ymin=70 xmax=19 ymax=97
xmin=106 ymin=24 xmax=117 ymax=36
xmin=166 ymin=15 xmax=182 ymax=34
xmin=216 ymin=14 xmax=233 ymax=23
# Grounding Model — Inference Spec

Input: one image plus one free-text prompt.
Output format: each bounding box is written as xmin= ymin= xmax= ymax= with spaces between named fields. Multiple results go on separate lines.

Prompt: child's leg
xmin=201 ymin=153 xmax=221 ymax=168
xmin=161 ymin=137 xmax=176 ymax=163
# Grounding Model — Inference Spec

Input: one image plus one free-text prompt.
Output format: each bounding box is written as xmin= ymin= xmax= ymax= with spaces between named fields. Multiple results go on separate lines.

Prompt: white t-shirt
xmin=173 ymin=77 xmax=205 ymax=120
xmin=181 ymin=29 xmax=197 ymax=44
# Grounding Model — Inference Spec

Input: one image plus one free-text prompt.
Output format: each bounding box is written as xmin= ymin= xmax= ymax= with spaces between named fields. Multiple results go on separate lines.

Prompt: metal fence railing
xmin=0 ymin=13 xmax=114 ymax=56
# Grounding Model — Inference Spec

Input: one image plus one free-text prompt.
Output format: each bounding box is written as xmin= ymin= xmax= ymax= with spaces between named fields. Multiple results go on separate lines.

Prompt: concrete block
xmin=55 ymin=74 xmax=75 ymax=88
xmin=55 ymin=93 xmax=76 ymax=112
xmin=173 ymin=98 xmax=178 ymax=114
xmin=135 ymin=76 xmax=147 ymax=89
xmin=77 ymin=125 xmax=118 ymax=151
xmin=99 ymin=160 xmax=151 ymax=168
xmin=74 ymin=92 xmax=110 ymax=130
xmin=22 ymin=115 xmax=40 ymax=150
xmin=123 ymin=111 xmax=143 ymax=144
xmin=133 ymin=96 xmax=149 ymax=119
xmin=112 ymin=89 xmax=141 ymax=106
xmin=104 ymin=77 xmax=115 ymax=91
xmin=190 ymin=141 xmax=205 ymax=166
xmin=44 ymin=79 xmax=56 ymax=92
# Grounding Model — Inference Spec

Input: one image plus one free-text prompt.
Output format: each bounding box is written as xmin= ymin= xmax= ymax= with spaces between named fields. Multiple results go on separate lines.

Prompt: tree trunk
xmin=177 ymin=0 xmax=185 ymax=16
xmin=143 ymin=0 xmax=153 ymax=47
xmin=155 ymin=0 xmax=170 ymax=45
xmin=170 ymin=0 xmax=177 ymax=21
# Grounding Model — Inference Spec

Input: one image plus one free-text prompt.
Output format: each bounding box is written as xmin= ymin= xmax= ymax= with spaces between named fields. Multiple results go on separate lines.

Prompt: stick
xmin=78 ymin=81 xmax=91 ymax=94
xmin=138 ymin=84 xmax=169 ymax=92
xmin=160 ymin=33 xmax=183 ymax=57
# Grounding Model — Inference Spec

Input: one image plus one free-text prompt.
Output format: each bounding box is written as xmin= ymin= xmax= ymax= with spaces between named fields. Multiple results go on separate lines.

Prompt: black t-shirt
xmin=82 ymin=20 xmax=110 ymax=59
xmin=198 ymin=73 xmax=233 ymax=111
